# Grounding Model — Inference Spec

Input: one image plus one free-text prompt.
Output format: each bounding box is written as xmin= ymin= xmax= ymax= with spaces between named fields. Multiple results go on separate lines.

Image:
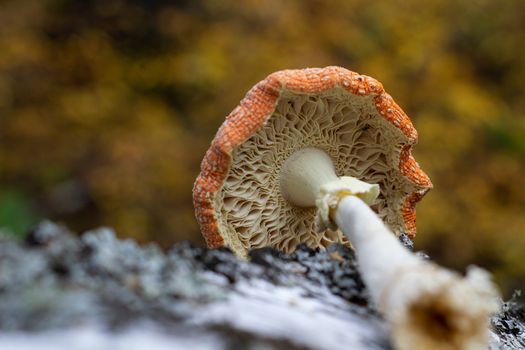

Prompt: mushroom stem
xmin=333 ymin=196 xmax=419 ymax=300
xmin=280 ymin=148 xmax=378 ymax=208
xmin=330 ymin=195 xmax=500 ymax=350
xmin=280 ymin=147 xmax=499 ymax=349
xmin=280 ymin=148 xmax=339 ymax=207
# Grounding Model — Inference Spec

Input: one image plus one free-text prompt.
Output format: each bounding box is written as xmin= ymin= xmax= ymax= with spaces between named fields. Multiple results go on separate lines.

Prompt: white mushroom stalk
xmin=280 ymin=147 xmax=379 ymax=209
xmin=280 ymin=147 xmax=501 ymax=350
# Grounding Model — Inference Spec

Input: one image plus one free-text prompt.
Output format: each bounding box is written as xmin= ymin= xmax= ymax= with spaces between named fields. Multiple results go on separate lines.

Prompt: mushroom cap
xmin=193 ymin=66 xmax=432 ymax=257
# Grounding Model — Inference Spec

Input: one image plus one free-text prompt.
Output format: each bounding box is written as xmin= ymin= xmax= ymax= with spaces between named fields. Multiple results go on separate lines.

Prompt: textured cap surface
xmin=193 ymin=66 xmax=432 ymax=257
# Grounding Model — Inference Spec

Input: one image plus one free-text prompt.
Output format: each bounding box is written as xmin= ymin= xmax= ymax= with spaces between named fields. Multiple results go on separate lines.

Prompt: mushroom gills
xmin=214 ymin=90 xmax=421 ymax=255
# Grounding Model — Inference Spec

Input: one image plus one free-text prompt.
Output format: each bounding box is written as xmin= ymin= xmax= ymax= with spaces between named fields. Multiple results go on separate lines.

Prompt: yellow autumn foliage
xmin=0 ymin=0 xmax=524 ymax=296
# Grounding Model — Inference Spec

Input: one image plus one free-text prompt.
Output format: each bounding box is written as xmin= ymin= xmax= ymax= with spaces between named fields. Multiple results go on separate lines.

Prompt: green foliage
xmin=0 ymin=190 xmax=39 ymax=237
xmin=485 ymin=119 xmax=525 ymax=155
xmin=0 ymin=0 xmax=524 ymax=295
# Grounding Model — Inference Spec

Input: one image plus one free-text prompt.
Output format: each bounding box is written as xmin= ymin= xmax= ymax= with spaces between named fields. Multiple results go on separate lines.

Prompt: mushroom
xmin=194 ymin=66 xmax=500 ymax=349
xmin=193 ymin=66 xmax=432 ymax=257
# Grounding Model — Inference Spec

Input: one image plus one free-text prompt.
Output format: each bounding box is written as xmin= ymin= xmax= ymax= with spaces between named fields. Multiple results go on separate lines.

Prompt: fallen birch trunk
xmin=0 ymin=221 xmax=523 ymax=349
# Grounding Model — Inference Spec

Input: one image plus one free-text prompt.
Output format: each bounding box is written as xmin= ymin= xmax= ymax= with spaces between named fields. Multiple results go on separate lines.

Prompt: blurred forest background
xmin=0 ymin=0 xmax=524 ymax=297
